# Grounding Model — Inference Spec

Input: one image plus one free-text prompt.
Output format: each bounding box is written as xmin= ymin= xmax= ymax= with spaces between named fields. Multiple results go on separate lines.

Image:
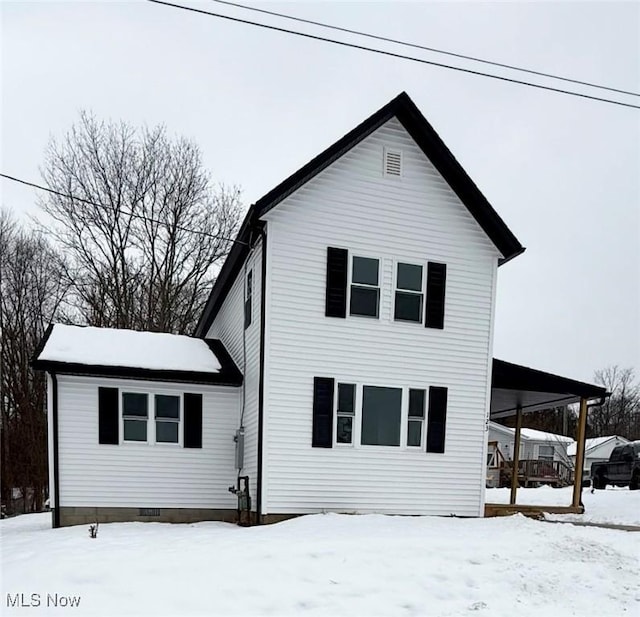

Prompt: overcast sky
xmin=2 ymin=1 xmax=639 ymax=384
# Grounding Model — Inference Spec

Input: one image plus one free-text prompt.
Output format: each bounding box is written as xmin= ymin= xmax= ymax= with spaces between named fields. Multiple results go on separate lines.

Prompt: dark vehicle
xmin=591 ymin=441 xmax=640 ymax=490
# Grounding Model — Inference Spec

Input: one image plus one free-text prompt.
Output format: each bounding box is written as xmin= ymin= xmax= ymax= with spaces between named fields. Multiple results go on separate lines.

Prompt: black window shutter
xmin=426 ymin=386 xmax=448 ymax=453
xmin=312 ymin=377 xmax=334 ymax=447
xmin=184 ymin=393 xmax=203 ymax=448
xmin=425 ymin=262 xmax=447 ymax=329
xmin=325 ymin=247 xmax=348 ymax=318
xmin=98 ymin=387 xmax=119 ymax=445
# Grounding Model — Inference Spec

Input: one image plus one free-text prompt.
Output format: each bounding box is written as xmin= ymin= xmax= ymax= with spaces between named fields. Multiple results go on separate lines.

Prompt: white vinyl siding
xmin=55 ymin=375 xmax=240 ymax=509
xmin=207 ymin=238 xmax=263 ymax=508
xmin=261 ymin=117 xmax=500 ymax=517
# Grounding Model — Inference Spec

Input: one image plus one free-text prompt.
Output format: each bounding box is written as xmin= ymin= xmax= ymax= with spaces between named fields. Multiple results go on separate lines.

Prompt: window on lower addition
xmin=361 ymin=386 xmax=402 ymax=446
xmin=155 ymin=394 xmax=180 ymax=443
xmin=394 ymin=262 xmax=424 ymax=323
xmin=123 ymin=392 xmax=148 ymax=442
xmin=350 ymin=256 xmax=380 ymax=318
xmin=407 ymin=389 xmax=425 ymax=447
xmin=336 ymin=383 xmax=355 ymax=444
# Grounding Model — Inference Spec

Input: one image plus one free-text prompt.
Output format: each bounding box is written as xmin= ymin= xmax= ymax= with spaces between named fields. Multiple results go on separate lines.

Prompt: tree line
xmin=1 ymin=113 xmax=241 ymax=514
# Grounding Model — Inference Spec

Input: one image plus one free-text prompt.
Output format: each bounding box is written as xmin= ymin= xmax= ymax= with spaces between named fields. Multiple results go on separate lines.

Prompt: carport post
xmin=571 ymin=397 xmax=588 ymax=509
xmin=509 ymin=405 xmax=523 ymax=505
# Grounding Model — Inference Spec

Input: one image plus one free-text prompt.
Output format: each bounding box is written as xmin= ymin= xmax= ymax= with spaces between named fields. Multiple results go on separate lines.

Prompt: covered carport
xmin=486 ymin=359 xmax=608 ymax=516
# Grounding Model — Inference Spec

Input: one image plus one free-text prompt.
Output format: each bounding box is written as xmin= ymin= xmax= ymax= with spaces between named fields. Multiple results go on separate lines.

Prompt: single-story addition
xmin=33 ymin=325 xmax=243 ymax=527
xmin=33 ymin=92 xmax=608 ymax=527
xmin=567 ymin=435 xmax=630 ymax=482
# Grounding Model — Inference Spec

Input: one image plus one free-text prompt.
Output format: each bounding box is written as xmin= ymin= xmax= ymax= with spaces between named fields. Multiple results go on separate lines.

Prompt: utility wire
xmin=211 ymin=0 xmax=639 ymax=98
xmin=146 ymin=0 xmax=640 ymax=110
xmin=0 ymin=173 xmax=248 ymax=246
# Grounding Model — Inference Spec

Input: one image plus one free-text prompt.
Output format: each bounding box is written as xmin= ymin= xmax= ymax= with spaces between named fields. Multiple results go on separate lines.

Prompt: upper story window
xmin=394 ymin=262 xmax=424 ymax=323
xmin=244 ymin=270 xmax=252 ymax=329
xmin=325 ymin=247 xmax=446 ymax=328
xmin=350 ymin=256 xmax=380 ymax=318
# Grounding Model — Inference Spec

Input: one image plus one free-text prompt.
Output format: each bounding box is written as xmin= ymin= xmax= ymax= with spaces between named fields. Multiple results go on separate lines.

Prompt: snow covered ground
xmin=486 ymin=485 xmax=640 ymax=526
xmin=1 ymin=511 xmax=638 ymax=616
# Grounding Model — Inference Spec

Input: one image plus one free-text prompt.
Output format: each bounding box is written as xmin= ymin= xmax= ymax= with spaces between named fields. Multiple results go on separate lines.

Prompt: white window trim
xmin=348 ymin=253 xmax=381 ymax=320
xmin=392 ymin=258 xmax=426 ymax=326
xmin=120 ymin=389 xmax=183 ymax=447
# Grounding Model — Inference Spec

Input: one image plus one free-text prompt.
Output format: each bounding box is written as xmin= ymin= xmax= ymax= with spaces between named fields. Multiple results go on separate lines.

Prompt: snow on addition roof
xmin=37 ymin=324 xmax=222 ymax=373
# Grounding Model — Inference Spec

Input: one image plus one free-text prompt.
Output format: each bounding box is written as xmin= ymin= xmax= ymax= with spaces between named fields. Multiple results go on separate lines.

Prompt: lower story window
xmin=155 ymin=394 xmax=180 ymax=443
xmin=123 ymin=392 xmax=148 ymax=442
xmin=336 ymin=383 xmax=355 ymax=444
xmin=361 ymin=386 xmax=402 ymax=446
xmin=407 ymin=389 xmax=425 ymax=447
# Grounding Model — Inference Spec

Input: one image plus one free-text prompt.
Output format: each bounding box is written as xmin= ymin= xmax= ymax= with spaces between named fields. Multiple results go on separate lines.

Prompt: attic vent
xmin=384 ymin=148 xmax=402 ymax=177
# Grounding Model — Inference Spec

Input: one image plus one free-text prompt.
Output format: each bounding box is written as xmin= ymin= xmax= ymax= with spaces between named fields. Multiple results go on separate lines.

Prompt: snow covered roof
xmin=567 ymin=436 xmax=629 ymax=457
xmin=488 ymin=422 xmax=573 ymax=443
xmin=519 ymin=427 xmax=573 ymax=444
xmin=32 ymin=324 xmax=242 ymax=386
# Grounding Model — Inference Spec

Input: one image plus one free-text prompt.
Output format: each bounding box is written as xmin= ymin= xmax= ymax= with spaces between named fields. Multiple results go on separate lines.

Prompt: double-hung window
xmin=394 ymin=262 xmax=424 ymax=323
xmin=336 ymin=383 xmax=355 ymax=444
xmin=155 ymin=395 xmax=180 ymax=443
xmin=407 ymin=389 xmax=425 ymax=446
xmin=538 ymin=445 xmax=554 ymax=461
xmin=123 ymin=392 xmax=148 ymax=442
xmin=350 ymin=256 xmax=380 ymax=318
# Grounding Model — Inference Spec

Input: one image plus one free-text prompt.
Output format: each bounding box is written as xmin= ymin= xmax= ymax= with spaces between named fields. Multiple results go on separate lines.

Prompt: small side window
xmin=350 ymin=256 xmax=380 ymax=318
xmin=244 ymin=270 xmax=252 ymax=329
xmin=123 ymin=392 xmax=148 ymax=442
xmin=336 ymin=383 xmax=356 ymax=444
xmin=407 ymin=389 xmax=425 ymax=447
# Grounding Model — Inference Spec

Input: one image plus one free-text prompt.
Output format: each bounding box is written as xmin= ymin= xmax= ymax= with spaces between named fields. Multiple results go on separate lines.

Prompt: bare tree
xmin=592 ymin=366 xmax=640 ymax=439
xmin=0 ymin=209 xmax=68 ymax=512
xmin=40 ymin=112 xmax=241 ymax=333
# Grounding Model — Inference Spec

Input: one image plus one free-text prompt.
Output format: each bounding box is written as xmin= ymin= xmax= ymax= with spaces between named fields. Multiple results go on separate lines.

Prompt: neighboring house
xmin=567 ymin=436 xmax=630 ymax=481
xmin=488 ymin=421 xmax=573 ymax=462
xmin=33 ymin=92 xmax=606 ymax=527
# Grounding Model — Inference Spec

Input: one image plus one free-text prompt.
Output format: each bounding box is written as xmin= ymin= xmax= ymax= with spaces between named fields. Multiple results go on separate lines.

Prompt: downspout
xmin=51 ymin=373 xmax=60 ymax=529
xmin=256 ymin=223 xmax=267 ymax=525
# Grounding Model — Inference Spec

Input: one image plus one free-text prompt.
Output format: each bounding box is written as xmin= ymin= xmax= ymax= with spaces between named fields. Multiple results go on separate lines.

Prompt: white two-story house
xmin=37 ymin=92 xmax=605 ymax=528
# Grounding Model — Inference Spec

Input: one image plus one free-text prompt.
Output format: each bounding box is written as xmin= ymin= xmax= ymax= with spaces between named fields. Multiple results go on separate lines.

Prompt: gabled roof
xmin=567 ymin=435 xmax=630 ymax=457
xmin=195 ymin=91 xmax=524 ymax=337
xmin=32 ymin=324 xmax=242 ymax=386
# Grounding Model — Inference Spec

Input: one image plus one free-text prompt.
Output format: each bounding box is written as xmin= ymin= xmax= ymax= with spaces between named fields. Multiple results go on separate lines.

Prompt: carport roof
xmin=490 ymin=359 xmax=608 ymax=419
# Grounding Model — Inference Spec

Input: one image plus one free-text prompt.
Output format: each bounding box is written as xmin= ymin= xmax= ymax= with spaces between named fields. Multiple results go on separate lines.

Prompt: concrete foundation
xmin=55 ymin=507 xmax=238 ymax=527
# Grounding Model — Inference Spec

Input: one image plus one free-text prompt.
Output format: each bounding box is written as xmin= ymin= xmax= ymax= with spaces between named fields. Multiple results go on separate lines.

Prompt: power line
xmin=146 ymin=0 xmax=640 ymax=110
xmin=211 ymin=0 xmax=639 ymax=99
xmin=0 ymin=173 xmax=248 ymax=246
